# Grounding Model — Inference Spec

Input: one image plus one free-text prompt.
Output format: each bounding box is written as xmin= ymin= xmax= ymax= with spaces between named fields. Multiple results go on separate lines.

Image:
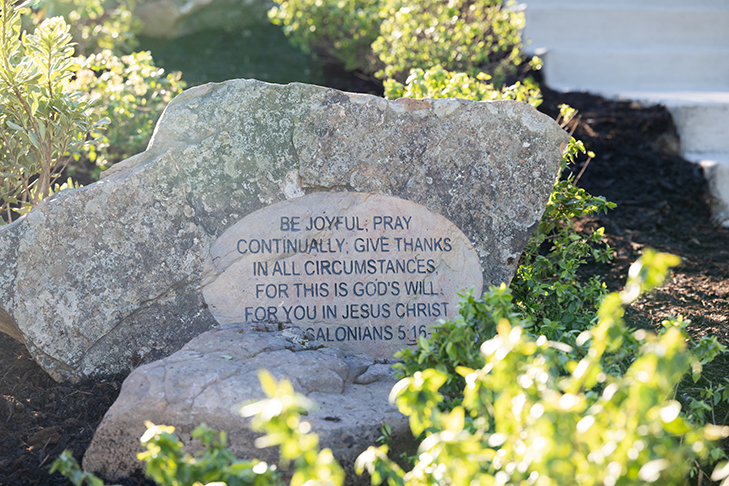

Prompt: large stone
xmin=82 ymin=324 xmax=412 ymax=483
xmin=136 ymin=0 xmax=273 ymax=38
xmin=0 ymin=79 xmax=569 ymax=381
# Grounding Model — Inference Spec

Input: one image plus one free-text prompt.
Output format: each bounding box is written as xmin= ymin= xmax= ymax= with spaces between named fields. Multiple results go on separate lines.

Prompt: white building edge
xmin=520 ymin=0 xmax=729 ymax=226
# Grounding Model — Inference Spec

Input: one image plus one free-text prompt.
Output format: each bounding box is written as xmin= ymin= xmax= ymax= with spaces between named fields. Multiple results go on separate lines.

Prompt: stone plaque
xmin=0 ymin=79 xmax=568 ymax=381
xmin=202 ymin=192 xmax=483 ymax=357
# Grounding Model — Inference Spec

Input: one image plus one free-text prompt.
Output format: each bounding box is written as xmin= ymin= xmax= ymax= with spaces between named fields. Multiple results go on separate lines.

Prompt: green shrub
xmin=268 ymin=0 xmax=528 ymax=86
xmin=384 ymin=64 xmax=542 ymax=106
xmin=373 ymin=0 xmax=525 ymax=85
xmin=357 ymin=250 xmax=729 ymax=486
xmin=395 ymin=283 xmax=527 ymax=406
xmin=31 ymin=0 xmax=142 ymax=56
xmin=0 ymin=0 xmax=107 ymax=221
xmin=69 ymin=50 xmax=185 ymax=175
xmin=268 ymin=0 xmax=382 ymax=73
xmin=510 ymin=137 xmax=615 ymax=341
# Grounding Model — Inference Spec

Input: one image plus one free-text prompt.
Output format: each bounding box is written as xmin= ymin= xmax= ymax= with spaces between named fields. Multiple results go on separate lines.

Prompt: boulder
xmin=135 ymin=0 xmax=273 ymax=38
xmin=0 ymin=79 xmax=568 ymax=381
xmin=83 ymin=323 xmax=412 ymax=483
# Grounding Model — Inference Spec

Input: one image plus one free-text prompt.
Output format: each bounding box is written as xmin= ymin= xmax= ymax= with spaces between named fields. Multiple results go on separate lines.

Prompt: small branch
xmin=573 ymin=156 xmax=592 ymax=186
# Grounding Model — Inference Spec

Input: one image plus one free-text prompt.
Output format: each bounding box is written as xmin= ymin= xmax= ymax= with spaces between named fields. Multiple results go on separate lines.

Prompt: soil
xmin=1 ymin=72 xmax=728 ymax=484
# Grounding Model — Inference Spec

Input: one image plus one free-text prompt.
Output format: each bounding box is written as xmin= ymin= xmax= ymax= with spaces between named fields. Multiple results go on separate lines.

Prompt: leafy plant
xmin=268 ymin=0 xmax=382 ymax=73
xmin=27 ymin=0 xmax=185 ymax=178
xmin=31 ymin=0 xmax=142 ymax=56
xmin=357 ymin=250 xmax=729 ymax=486
xmin=510 ymin=137 xmax=615 ymax=341
xmin=384 ymin=65 xmax=542 ymax=107
xmin=138 ymin=422 xmax=281 ymax=486
xmin=0 ymin=0 xmax=107 ymax=222
xmin=69 ymin=49 xmax=185 ymax=174
xmin=242 ymin=370 xmax=344 ymax=486
xmin=373 ymin=0 xmax=526 ymax=85
xmin=395 ymin=284 xmax=528 ymax=407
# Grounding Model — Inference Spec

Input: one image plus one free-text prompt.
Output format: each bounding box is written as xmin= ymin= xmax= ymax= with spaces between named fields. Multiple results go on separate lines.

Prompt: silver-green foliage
xmin=32 ymin=0 xmax=142 ymax=56
xmin=0 ymin=0 xmax=107 ymax=221
xmin=31 ymin=0 xmax=185 ymax=177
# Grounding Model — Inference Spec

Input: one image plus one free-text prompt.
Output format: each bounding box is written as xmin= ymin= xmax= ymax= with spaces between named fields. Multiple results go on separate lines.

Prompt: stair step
xmin=518 ymin=0 xmax=729 ymax=226
xmin=614 ymin=92 xmax=729 ymax=155
xmin=685 ymin=154 xmax=729 ymax=227
xmin=520 ymin=0 xmax=728 ymax=9
xmin=523 ymin=6 xmax=729 ymax=51
xmin=540 ymin=49 xmax=729 ymax=92
xmin=608 ymin=93 xmax=729 ymax=226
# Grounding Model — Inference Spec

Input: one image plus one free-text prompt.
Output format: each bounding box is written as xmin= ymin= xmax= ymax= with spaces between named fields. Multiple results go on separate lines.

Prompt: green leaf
xmin=6 ymin=120 xmax=25 ymax=131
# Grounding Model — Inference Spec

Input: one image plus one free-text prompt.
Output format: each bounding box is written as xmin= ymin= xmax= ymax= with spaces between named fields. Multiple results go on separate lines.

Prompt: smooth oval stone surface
xmin=202 ymin=192 xmax=483 ymax=357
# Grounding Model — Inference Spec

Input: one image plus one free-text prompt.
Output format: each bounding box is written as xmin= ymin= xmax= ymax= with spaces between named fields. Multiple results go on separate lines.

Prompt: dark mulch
xmin=1 ymin=76 xmax=728 ymax=484
xmin=0 ymin=332 xmax=140 ymax=484
xmin=539 ymin=87 xmax=729 ymax=345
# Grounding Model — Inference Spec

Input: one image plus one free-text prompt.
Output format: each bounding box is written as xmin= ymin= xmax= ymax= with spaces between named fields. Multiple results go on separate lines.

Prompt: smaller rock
xmin=83 ymin=324 xmax=411 ymax=484
xmin=354 ymin=364 xmax=396 ymax=385
xmin=28 ymin=426 xmax=61 ymax=448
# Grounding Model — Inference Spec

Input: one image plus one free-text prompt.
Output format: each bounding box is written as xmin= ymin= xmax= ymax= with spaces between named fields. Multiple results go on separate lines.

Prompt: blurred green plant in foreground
xmin=359 ymin=249 xmax=729 ymax=486
xmin=52 ymin=251 xmax=729 ymax=486
xmin=52 ymin=369 xmax=343 ymax=486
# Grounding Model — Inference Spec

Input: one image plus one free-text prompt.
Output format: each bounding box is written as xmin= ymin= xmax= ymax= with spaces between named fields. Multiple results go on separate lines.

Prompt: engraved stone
xmin=0 ymin=79 xmax=569 ymax=381
xmin=202 ymin=192 xmax=483 ymax=357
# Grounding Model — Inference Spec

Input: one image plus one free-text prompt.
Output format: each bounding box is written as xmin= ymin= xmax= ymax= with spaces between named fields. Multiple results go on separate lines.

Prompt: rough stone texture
xmin=0 ymin=79 xmax=568 ymax=381
xmin=135 ymin=0 xmax=272 ymax=38
xmin=83 ymin=324 xmax=412 ymax=484
xmin=202 ymin=192 xmax=484 ymax=358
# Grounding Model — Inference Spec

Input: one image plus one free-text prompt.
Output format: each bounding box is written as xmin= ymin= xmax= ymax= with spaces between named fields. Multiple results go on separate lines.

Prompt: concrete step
xmin=687 ymin=154 xmax=729 ymax=227
xmin=520 ymin=0 xmax=728 ymax=9
xmin=616 ymin=91 xmax=729 ymax=155
xmin=600 ymin=92 xmax=729 ymax=226
xmin=539 ymin=48 xmax=729 ymax=93
xmin=523 ymin=6 xmax=729 ymax=51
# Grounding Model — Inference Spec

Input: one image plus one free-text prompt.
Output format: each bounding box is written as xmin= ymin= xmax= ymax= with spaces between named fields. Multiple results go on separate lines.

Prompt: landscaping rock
xmin=0 ymin=79 xmax=568 ymax=381
xmin=136 ymin=0 xmax=273 ymax=38
xmin=83 ymin=323 xmax=411 ymax=484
